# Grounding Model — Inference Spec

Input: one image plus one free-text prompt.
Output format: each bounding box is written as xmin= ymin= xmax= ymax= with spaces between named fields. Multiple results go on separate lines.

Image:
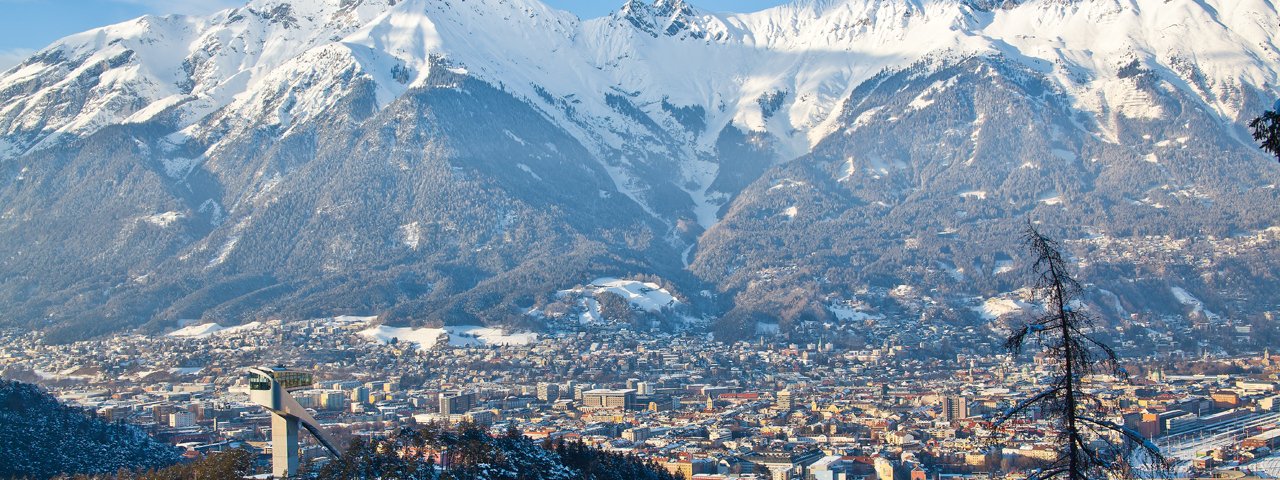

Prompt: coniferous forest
xmin=0 ymin=380 xmax=180 ymax=479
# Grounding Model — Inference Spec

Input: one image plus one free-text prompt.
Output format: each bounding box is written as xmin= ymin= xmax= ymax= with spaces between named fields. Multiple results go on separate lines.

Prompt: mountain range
xmin=1 ymin=0 xmax=1278 ymax=345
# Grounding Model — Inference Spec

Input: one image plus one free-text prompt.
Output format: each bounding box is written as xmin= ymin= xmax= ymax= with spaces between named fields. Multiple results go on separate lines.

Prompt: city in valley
xmin=3 ymin=311 xmax=1279 ymax=479
xmin=1 ymin=0 xmax=1279 ymax=477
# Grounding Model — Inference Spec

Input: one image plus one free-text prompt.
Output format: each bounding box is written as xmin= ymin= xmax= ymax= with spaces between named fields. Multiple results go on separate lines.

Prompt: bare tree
xmin=1250 ymin=100 xmax=1280 ymax=162
xmin=996 ymin=223 xmax=1165 ymax=479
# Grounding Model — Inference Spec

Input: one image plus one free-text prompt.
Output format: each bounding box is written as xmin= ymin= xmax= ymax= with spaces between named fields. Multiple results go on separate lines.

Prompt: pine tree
xmin=1251 ymin=101 xmax=1280 ymax=162
xmin=996 ymin=223 xmax=1165 ymax=479
xmin=132 ymin=449 xmax=255 ymax=480
xmin=317 ymin=433 xmax=437 ymax=480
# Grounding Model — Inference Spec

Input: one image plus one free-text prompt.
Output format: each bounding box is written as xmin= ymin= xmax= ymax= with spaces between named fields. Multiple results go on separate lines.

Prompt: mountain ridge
xmin=0 ymin=0 xmax=1278 ymax=345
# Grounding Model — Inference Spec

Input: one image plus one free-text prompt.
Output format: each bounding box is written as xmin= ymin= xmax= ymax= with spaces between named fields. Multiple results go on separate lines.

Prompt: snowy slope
xmin=2 ymin=0 xmax=1275 ymax=225
xmin=573 ymin=277 xmax=683 ymax=312
xmin=165 ymin=321 xmax=263 ymax=338
xmin=0 ymin=0 xmax=400 ymax=152
xmin=1 ymin=0 xmax=1279 ymax=340
xmin=166 ymin=322 xmax=225 ymax=338
xmin=545 ymin=277 xmax=685 ymax=324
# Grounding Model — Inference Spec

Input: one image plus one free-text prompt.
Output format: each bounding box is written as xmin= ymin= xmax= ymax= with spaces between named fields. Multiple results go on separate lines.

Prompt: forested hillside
xmin=0 ymin=380 xmax=180 ymax=479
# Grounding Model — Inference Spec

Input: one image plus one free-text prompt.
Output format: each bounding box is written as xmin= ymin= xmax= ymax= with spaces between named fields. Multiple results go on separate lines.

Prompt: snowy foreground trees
xmin=313 ymin=421 xmax=679 ymax=480
xmin=0 ymin=380 xmax=180 ymax=478
xmin=995 ymin=224 xmax=1166 ymax=479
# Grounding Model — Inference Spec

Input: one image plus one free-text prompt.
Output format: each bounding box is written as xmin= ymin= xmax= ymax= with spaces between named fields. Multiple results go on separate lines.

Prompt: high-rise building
xmin=190 ymin=404 xmax=210 ymax=422
xmin=943 ymin=396 xmax=969 ymax=422
xmin=152 ymin=404 xmax=174 ymax=424
xmin=622 ymin=427 xmax=651 ymax=442
xmin=874 ymin=457 xmax=896 ymax=480
xmin=581 ymin=389 xmax=636 ymax=410
xmin=295 ymin=392 xmax=319 ymax=409
xmin=169 ymin=410 xmax=194 ymax=428
xmin=537 ymin=383 xmax=560 ymax=402
xmin=350 ymin=386 xmax=370 ymax=405
xmin=440 ymin=391 xmax=476 ymax=415
xmin=777 ymin=389 xmax=794 ymax=411
xmin=320 ymin=390 xmax=349 ymax=411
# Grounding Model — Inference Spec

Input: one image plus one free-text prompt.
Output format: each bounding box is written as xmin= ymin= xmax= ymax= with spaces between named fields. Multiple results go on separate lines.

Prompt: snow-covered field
xmin=444 ymin=326 xmax=539 ymax=348
xmin=584 ymin=278 xmax=680 ymax=311
xmin=1170 ymin=286 xmax=1219 ymax=321
xmin=160 ymin=315 xmax=533 ymax=351
xmin=166 ymin=321 xmax=264 ymax=339
xmin=828 ymin=303 xmax=884 ymax=323
xmin=551 ymin=277 xmax=683 ymax=324
xmin=167 ymin=323 xmax=225 ymax=338
xmin=972 ymin=297 xmax=1034 ymax=321
xmin=357 ymin=325 xmax=446 ymax=350
xmin=329 ymin=315 xmax=379 ymax=325
xmin=130 ymin=367 xmax=205 ymax=380
xmin=357 ymin=324 xmax=537 ymax=350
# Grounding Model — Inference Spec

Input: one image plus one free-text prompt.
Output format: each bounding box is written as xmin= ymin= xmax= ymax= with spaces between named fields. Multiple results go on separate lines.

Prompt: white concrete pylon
xmin=247 ymin=367 xmax=342 ymax=478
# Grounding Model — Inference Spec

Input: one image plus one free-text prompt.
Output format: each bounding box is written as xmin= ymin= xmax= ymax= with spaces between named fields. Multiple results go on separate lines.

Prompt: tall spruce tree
xmin=996 ymin=223 xmax=1165 ymax=479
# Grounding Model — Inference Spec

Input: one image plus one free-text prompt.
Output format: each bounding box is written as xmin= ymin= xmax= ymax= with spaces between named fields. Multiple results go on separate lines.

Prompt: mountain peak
xmin=0 ymin=0 xmax=1277 ymax=342
xmin=617 ymin=0 xmax=711 ymax=39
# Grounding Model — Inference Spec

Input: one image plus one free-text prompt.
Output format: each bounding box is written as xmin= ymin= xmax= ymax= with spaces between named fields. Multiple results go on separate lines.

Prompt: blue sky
xmin=0 ymin=0 xmax=790 ymax=70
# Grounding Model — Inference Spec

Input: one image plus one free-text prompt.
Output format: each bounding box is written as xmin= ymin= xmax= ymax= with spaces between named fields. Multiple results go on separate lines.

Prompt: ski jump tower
xmin=247 ymin=366 xmax=342 ymax=478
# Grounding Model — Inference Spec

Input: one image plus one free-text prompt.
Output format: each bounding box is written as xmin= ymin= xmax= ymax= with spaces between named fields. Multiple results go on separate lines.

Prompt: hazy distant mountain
xmin=1 ymin=0 xmax=1277 ymax=343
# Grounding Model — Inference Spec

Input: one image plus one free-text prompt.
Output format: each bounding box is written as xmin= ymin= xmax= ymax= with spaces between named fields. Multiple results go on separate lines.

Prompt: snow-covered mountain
xmin=1 ymin=0 xmax=1278 ymax=342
